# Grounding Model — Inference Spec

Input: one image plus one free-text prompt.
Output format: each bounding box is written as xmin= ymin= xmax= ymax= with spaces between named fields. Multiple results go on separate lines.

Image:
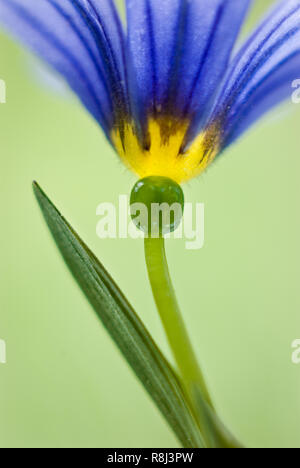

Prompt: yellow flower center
xmin=112 ymin=117 xmax=220 ymax=183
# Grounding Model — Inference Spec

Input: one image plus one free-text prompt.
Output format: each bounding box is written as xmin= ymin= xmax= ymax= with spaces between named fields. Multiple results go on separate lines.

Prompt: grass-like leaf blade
xmin=33 ymin=182 xmax=204 ymax=448
xmin=191 ymin=385 xmax=243 ymax=449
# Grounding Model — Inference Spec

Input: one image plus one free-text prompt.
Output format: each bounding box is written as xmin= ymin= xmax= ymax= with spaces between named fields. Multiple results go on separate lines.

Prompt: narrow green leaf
xmin=191 ymin=385 xmax=243 ymax=449
xmin=33 ymin=182 xmax=204 ymax=448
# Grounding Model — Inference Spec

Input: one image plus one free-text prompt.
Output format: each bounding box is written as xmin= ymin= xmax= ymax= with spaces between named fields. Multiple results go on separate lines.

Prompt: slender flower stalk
xmin=145 ymin=235 xmax=247 ymax=448
xmin=144 ymin=236 xmax=213 ymax=407
xmin=144 ymin=236 xmax=218 ymax=448
xmin=129 ymin=175 xmax=240 ymax=448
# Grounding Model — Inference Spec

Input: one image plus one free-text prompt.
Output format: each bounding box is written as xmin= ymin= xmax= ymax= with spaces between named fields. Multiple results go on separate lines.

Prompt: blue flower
xmin=0 ymin=0 xmax=299 ymax=182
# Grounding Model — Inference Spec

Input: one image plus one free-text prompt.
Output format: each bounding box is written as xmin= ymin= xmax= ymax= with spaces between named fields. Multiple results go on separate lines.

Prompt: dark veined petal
xmin=126 ymin=0 xmax=251 ymax=138
xmin=180 ymin=0 xmax=252 ymax=136
xmin=209 ymin=0 xmax=300 ymax=149
xmin=0 ymin=0 xmax=127 ymax=138
xmin=126 ymin=0 xmax=181 ymax=122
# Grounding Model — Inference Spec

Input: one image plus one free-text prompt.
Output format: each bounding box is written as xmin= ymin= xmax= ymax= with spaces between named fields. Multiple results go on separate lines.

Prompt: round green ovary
xmin=130 ymin=176 xmax=184 ymax=236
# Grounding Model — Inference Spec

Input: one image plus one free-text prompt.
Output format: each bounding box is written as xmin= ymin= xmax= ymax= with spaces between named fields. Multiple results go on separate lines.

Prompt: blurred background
xmin=1 ymin=0 xmax=300 ymax=448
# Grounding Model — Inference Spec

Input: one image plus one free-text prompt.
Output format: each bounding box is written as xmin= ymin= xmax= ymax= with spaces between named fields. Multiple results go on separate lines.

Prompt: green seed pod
xmin=130 ymin=176 xmax=184 ymax=237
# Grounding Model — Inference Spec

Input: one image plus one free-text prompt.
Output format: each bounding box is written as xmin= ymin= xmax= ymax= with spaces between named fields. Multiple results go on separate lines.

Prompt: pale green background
xmin=1 ymin=0 xmax=300 ymax=448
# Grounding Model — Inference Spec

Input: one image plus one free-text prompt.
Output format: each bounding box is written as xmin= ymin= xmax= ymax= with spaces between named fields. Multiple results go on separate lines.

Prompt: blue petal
xmin=126 ymin=0 xmax=251 ymax=136
xmin=126 ymin=0 xmax=183 ymax=138
xmin=0 ymin=0 xmax=127 ymax=137
xmin=208 ymin=0 xmax=300 ymax=148
xmin=178 ymin=0 xmax=251 ymax=126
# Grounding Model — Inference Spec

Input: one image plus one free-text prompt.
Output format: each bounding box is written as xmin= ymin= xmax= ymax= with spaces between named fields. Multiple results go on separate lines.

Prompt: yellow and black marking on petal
xmin=112 ymin=116 xmax=221 ymax=184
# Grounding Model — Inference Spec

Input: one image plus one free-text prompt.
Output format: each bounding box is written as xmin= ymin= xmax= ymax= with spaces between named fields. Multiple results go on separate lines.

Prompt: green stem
xmin=144 ymin=236 xmax=212 ymax=408
xmin=144 ymin=236 xmax=243 ymax=448
xmin=144 ymin=236 xmax=244 ymax=448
